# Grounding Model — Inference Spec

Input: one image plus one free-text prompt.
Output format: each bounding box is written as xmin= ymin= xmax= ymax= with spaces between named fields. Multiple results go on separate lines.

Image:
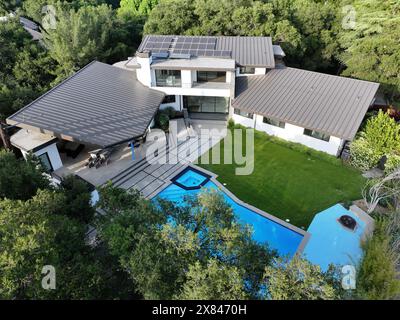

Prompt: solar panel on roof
xmin=143 ymin=35 xmax=174 ymax=52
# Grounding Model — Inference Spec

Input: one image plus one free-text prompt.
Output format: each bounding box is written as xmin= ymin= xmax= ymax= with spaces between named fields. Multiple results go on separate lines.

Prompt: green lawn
xmin=198 ymin=128 xmax=366 ymax=228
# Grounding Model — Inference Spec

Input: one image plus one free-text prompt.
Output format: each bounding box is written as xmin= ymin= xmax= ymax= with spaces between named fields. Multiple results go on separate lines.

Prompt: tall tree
xmin=338 ymin=0 xmax=400 ymax=100
xmin=42 ymin=4 xmax=114 ymax=81
xmin=0 ymin=0 xmax=21 ymax=15
xmin=118 ymin=0 xmax=159 ymax=16
xmin=42 ymin=3 xmax=142 ymax=82
xmin=0 ymin=150 xmax=50 ymax=201
xmin=263 ymin=256 xmax=339 ymax=300
xmin=144 ymin=0 xmax=340 ymax=71
xmin=0 ymin=190 xmax=102 ymax=299
xmin=176 ymin=259 xmax=248 ymax=300
xmin=58 ymin=175 xmax=96 ymax=224
xmin=97 ymin=185 xmax=277 ymax=299
xmin=0 ymin=15 xmax=56 ymax=120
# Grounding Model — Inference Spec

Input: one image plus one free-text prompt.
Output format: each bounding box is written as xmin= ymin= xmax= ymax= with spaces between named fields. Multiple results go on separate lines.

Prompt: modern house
xmin=6 ymin=35 xmax=380 ymax=174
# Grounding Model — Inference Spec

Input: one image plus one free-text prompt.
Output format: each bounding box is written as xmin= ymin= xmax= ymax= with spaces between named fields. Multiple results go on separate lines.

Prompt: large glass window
xmin=234 ymin=108 xmax=253 ymax=119
xmin=184 ymin=96 xmax=229 ymax=114
xmin=162 ymin=95 xmax=176 ymax=104
xmin=239 ymin=67 xmax=255 ymax=74
xmin=37 ymin=152 xmax=53 ymax=172
xmin=304 ymin=129 xmax=330 ymax=142
xmin=196 ymin=71 xmax=226 ymax=83
xmin=263 ymin=117 xmax=285 ymax=128
xmin=155 ymin=70 xmax=181 ymax=87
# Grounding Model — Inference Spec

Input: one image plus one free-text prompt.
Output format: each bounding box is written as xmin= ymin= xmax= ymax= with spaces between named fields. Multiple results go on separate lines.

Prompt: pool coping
xmin=170 ymin=166 xmax=211 ymax=190
xmin=152 ymin=163 xmax=311 ymax=256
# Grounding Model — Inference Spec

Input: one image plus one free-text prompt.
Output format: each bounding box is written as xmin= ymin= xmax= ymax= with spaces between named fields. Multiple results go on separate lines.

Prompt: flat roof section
xmin=10 ymin=129 xmax=57 ymax=153
xmin=7 ymin=61 xmax=165 ymax=147
xmin=233 ymin=67 xmax=380 ymax=140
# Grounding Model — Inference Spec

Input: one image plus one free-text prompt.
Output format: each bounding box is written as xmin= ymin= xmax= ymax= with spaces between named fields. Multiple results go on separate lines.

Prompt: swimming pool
xmin=156 ymin=168 xmax=304 ymax=257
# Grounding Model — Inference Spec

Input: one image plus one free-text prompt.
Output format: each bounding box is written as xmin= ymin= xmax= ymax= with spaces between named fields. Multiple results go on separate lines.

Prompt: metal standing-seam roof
xmin=138 ymin=35 xmax=275 ymax=68
xmin=233 ymin=67 xmax=380 ymax=140
xmin=215 ymin=36 xmax=275 ymax=68
xmin=6 ymin=61 xmax=165 ymax=147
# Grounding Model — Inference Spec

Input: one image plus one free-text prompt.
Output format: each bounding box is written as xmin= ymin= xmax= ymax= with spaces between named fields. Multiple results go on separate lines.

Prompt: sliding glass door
xmin=183 ymin=96 xmax=229 ymax=114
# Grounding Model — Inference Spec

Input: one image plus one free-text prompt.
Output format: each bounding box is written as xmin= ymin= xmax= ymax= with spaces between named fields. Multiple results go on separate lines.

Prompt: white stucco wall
xmin=137 ymin=59 xmax=233 ymax=97
xmin=236 ymin=67 xmax=267 ymax=77
xmin=232 ymin=112 xmax=344 ymax=156
xmin=136 ymin=56 xmax=152 ymax=87
xmin=232 ymin=113 xmax=255 ymax=128
xmin=21 ymin=142 xmax=63 ymax=171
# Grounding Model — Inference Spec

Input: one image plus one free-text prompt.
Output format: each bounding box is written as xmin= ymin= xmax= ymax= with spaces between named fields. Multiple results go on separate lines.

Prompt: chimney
xmin=136 ymin=50 xmax=153 ymax=87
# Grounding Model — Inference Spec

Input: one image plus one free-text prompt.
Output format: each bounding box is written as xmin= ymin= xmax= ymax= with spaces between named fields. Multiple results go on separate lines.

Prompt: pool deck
xmin=107 ymin=119 xmax=227 ymax=198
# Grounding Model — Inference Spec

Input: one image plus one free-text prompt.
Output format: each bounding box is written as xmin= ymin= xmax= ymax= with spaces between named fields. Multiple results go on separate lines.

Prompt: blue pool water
xmin=304 ymin=204 xmax=365 ymax=271
xmin=157 ymin=169 xmax=304 ymax=257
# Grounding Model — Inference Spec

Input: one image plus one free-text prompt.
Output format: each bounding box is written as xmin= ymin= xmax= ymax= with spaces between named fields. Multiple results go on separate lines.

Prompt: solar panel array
xmin=141 ymin=35 xmax=232 ymax=58
xmin=142 ymin=36 xmax=174 ymax=53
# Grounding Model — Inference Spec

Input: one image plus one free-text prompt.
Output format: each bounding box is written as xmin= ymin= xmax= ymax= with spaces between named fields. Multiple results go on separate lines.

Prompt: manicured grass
xmin=197 ymin=127 xmax=366 ymax=228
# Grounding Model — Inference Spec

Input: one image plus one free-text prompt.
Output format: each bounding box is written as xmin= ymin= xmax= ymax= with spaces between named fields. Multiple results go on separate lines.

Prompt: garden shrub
xmin=156 ymin=112 xmax=169 ymax=131
xmin=350 ymin=137 xmax=381 ymax=171
xmin=356 ymin=219 xmax=400 ymax=300
xmin=227 ymin=118 xmax=235 ymax=129
xmin=162 ymin=106 xmax=176 ymax=119
xmin=363 ymin=110 xmax=400 ymax=154
xmin=350 ymin=110 xmax=400 ymax=171
xmin=385 ymin=153 xmax=400 ymax=174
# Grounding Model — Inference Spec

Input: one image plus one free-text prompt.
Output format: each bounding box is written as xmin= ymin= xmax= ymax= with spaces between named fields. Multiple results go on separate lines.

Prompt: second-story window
xmin=197 ymin=71 xmax=226 ymax=83
xmin=239 ymin=67 xmax=255 ymax=74
xmin=155 ymin=70 xmax=181 ymax=87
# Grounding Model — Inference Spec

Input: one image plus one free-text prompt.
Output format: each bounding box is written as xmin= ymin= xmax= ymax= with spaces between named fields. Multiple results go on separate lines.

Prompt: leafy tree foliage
xmin=263 ymin=256 xmax=339 ymax=300
xmin=0 ymin=16 xmax=56 ymax=120
xmin=42 ymin=3 xmax=143 ymax=82
xmin=0 ymin=17 xmax=31 ymax=78
xmin=22 ymin=0 xmax=103 ymax=23
xmin=0 ymin=0 xmax=22 ymax=15
xmin=59 ymin=175 xmax=95 ymax=224
xmin=0 ymin=190 xmax=102 ymax=299
xmin=96 ymin=185 xmax=277 ymax=299
xmin=118 ymin=0 xmax=159 ymax=16
xmin=176 ymin=259 xmax=248 ymax=300
xmin=0 ymin=150 xmax=50 ymax=201
xmin=144 ymin=0 xmax=340 ymax=71
xmin=338 ymin=0 xmax=400 ymax=100
xmin=42 ymin=4 xmax=114 ymax=80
